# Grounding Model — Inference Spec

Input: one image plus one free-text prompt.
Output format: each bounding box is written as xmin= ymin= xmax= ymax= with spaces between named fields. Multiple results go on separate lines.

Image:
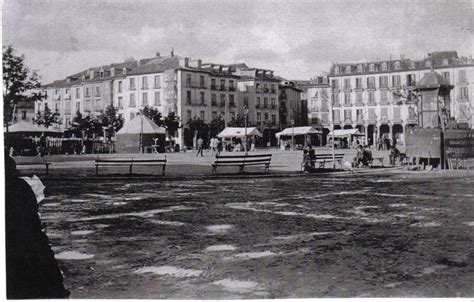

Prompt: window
xmin=130 ymin=93 xmax=136 ymax=107
xmin=344 ymin=109 xmax=352 ymax=121
xmin=200 ymin=75 xmax=205 ymax=88
xmin=425 ymin=60 xmax=431 ymax=68
xmin=229 ymin=80 xmax=234 ymax=90
xmin=118 ymin=81 xmax=122 ymax=93
xmin=231 ymin=112 xmax=236 ymax=119
xmin=356 ymin=92 xmax=363 ymax=104
xmin=394 ymin=61 xmax=401 ymax=70
xmin=142 ymin=92 xmax=148 ymax=106
xmin=271 ymin=84 xmax=276 ymax=93
xmin=334 ymin=66 xmax=340 ymax=74
xmin=257 ymin=112 xmax=261 ymax=121
xmin=76 ymin=102 xmax=81 ymax=112
xmin=256 ymin=97 xmax=261 ymax=107
xmin=458 ymin=70 xmax=467 ymax=84
xmin=379 ymin=76 xmax=388 ymax=88
xmin=368 ymin=108 xmax=376 ymax=120
xmin=393 ymin=107 xmax=401 ymax=122
xmin=85 ymin=100 xmax=91 ymax=111
xmin=271 ymin=98 xmax=276 ymax=108
xmin=22 ymin=111 xmax=27 ymax=120
xmin=211 ymin=94 xmax=217 ymax=106
xmin=263 ymin=83 xmax=268 ymax=92
xmin=130 ymin=78 xmax=136 ymax=90
xmin=357 ymin=65 xmax=363 ymax=72
xmin=442 ymin=72 xmax=450 ymax=84
xmin=256 ymin=82 xmax=261 ymax=92
xmin=367 ymin=77 xmax=376 ymax=89
xmin=220 ymin=79 xmax=226 ymax=90
xmin=344 ymin=78 xmax=351 ymax=90
xmin=220 ymin=94 xmax=226 ymax=106
xmin=271 ymin=114 xmax=276 ymax=123
xmin=407 ymin=74 xmax=416 ymax=86
xmin=356 ymin=109 xmax=364 ymax=121
xmin=130 ymin=112 xmax=136 ymax=120
xmin=368 ymin=91 xmax=375 ymax=104
xmin=65 ymin=88 xmax=70 ymax=95
xmin=95 ymin=86 xmax=101 ymax=97
xmin=186 ymin=74 xmax=192 ymax=87
xmin=65 ymin=101 xmax=71 ymax=114
xmin=76 ymin=88 xmax=80 ymax=98
xmin=381 ymin=62 xmax=388 ymax=71
xmin=186 ymin=91 xmax=192 ymax=105
xmin=212 ymin=111 xmax=217 ymax=120
xmin=229 ymin=94 xmax=235 ymax=106
xmin=460 ymin=87 xmax=469 ymax=99
xmin=200 ymin=110 xmax=205 ymax=121
xmin=142 ymin=77 xmax=148 ymax=89
xmin=355 ymin=78 xmax=363 ymax=89
xmin=243 ymin=96 xmax=249 ymax=107
xmin=344 ymin=93 xmax=351 ymax=106
xmin=380 ymin=90 xmax=388 ymax=104
xmin=118 ymin=97 xmax=123 ymax=108
xmin=200 ymin=91 xmax=205 ymax=105
xmin=211 ymin=78 xmax=217 ymax=89
xmin=264 ymin=97 xmax=268 ymax=108
xmin=345 ymin=66 xmax=351 ymax=74
xmin=55 ymin=101 xmax=60 ymax=111
xmin=187 ymin=110 xmax=192 ymax=121
xmin=331 ymin=79 xmax=339 ymax=90
xmin=264 ymin=113 xmax=269 ymax=121
xmin=85 ymin=87 xmax=90 ymax=97
xmin=369 ymin=63 xmax=375 ymax=72
xmin=321 ymin=112 xmax=329 ymax=124
xmin=154 ymin=75 xmax=161 ymax=88
xmin=95 ymin=99 xmax=102 ymax=111
xmin=442 ymin=58 xmax=449 ymax=67
xmin=392 ymin=75 xmax=401 ymax=87
xmin=381 ymin=107 xmax=388 ymax=120
xmin=154 ymin=91 xmax=161 ymax=106
xmin=333 ymin=110 xmax=340 ymax=122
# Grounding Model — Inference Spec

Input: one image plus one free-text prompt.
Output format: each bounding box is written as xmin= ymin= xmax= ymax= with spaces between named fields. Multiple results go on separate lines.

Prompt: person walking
xmin=210 ymin=137 xmax=217 ymax=156
xmin=217 ymin=138 xmax=223 ymax=156
xmin=196 ymin=137 xmax=204 ymax=157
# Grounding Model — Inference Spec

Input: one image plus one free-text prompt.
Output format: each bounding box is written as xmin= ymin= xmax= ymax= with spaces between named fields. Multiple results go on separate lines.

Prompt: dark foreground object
xmin=5 ymin=156 xmax=69 ymax=299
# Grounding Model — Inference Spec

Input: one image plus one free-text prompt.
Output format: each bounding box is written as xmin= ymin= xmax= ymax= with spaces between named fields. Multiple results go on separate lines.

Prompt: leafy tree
xmin=142 ymin=106 xmax=164 ymax=127
xmin=163 ymin=111 xmax=180 ymax=139
xmin=33 ymin=105 xmax=60 ymax=128
xmin=100 ymin=105 xmax=124 ymax=138
xmin=3 ymin=45 xmax=43 ymax=130
xmin=188 ymin=116 xmax=209 ymax=138
xmin=208 ymin=114 xmax=225 ymax=137
xmin=70 ymin=111 xmax=102 ymax=138
xmin=228 ymin=114 xmax=246 ymax=127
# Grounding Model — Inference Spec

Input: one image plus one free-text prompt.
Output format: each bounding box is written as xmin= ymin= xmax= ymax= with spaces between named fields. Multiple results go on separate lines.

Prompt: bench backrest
xmin=96 ymin=157 xmax=167 ymax=164
xmin=214 ymin=154 xmax=272 ymax=165
xmin=314 ymin=154 xmax=345 ymax=161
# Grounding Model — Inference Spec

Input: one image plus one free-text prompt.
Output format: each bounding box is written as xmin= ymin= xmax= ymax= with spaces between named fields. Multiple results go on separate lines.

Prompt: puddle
xmin=410 ymin=221 xmax=442 ymax=227
xmin=71 ymin=230 xmax=95 ymax=236
xmin=70 ymin=206 xmax=195 ymax=222
xmin=205 ymin=244 xmax=236 ymax=252
xmin=149 ymin=220 xmax=185 ymax=226
xmin=134 ymin=266 xmax=202 ymax=278
xmin=374 ymin=193 xmax=406 ymax=198
xmin=273 ymin=232 xmax=331 ymax=241
xmin=55 ymin=251 xmax=95 ymax=260
xmin=42 ymin=202 xmax=61 ymax=207
xmin=212 ymin=278 xmax=258 ymax=293
xmin=206 ymin=224 xmax=233 ymax=234
xmin=385 ymin=282 xmax=403 ymax=288
xmin=462 ymin=221 xmax=474 ymax=226
xmin=414 ymin=265 xmax=447 ymax=277
xmin=389 ymin=203 xmax=408 ymax=207
xmin=70 ymin=199 xmax=88 ymax=203
xmin=94 ymin=224 xmax=110 ymax=229
xmin=232 ymin=250 xmax=276 ymax=260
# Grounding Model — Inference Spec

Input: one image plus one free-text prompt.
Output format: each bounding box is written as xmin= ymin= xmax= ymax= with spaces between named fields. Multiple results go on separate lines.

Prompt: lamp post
xmin=291 ymin=118 xmax=295 ymax=151
xmin=330 ymin=92 xmax=336 ymax=169
xmin=244 ymin=106 xmax=249 ymax=155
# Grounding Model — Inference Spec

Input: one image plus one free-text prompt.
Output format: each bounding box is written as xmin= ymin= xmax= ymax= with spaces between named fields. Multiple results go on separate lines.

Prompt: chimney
xmin=198 ymin=59 xmax=202 ymax=68
xmin=219 ymin=65 xmax=223 ymax=73
xmin=156 ymin=51 xmax=161 ymax=57
xmin=171 ymin=47 xmax=174 ymax=57
xmin=185 ymin=57 xmax=189 ymax=67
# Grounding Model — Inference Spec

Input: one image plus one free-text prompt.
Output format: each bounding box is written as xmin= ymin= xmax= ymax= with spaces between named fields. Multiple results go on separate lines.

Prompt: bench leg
xmin=45 ymin=163 xmax=49 ymax=176
xmin=265 ymin=163 xmax=270 ymax=173
xmin=239 ymin=165 xmax=244 ymax=174
xmin=129 ymin=164 xmax=133 ymax=174
xmin=96 ymin=164 xmax=99 ymax=176
xmin=162 ymin=165 xmax=166 ymax=176
xmin=212 ymin=165 xmax=217 ymax=175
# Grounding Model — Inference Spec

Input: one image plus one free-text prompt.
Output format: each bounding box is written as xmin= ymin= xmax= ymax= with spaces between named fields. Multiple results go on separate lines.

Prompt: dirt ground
xmin=39 ymin=171 xmax=474 ymax=299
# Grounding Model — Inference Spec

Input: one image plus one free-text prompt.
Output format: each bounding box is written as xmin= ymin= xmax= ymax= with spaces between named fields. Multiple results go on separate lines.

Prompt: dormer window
xmin=394 ymin=61 xmax=401 ymax=70
xmin=334 ymin=66 xmax=340 ymax=74
xmin=357 ymin=64 xmax=363 ymax=72
xmin=99 ymin=70 xmax=104 ymax=78
xmin=409 ymin=61 xmax=415 ymax=69
xmin=425 ymin=60 xmax=431 ymax=68
xmin=345 ymin=66 xmax=351 ymax=74
xmin=122 ymin=67 xmax=127 ymax=75
xmin=442 ymin=58 xmax=449 ymax=67
xmin=381 ymin=62 xmax=388 ymax=71
xmin=369 ymin=63 xmax=375 ymax=72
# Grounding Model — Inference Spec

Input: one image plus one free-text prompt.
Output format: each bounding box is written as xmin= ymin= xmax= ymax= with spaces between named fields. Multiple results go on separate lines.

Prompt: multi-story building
xmin=233 ymin=64 xmax=280 ymax=145
xmin=13 ymin=100 xmax=35 ymax=123
xmin=307 ymin=51 xmax=474 ymax=146
xmin=278 ymin=80 xmax=304 ymax=129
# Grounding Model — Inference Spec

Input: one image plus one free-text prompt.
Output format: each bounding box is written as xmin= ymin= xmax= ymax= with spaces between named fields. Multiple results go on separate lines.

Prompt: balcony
xmin=263 ymin=88 xmax=269 ymax=93
xmin=390 ymin=85 xmax=402 ymax=90
xmin=219 ymin=102 xmax=225 ymax=108
xmin=333 ymin=119 xmax=341 ymax=124
xmin=356 ymin=118 xmax=364 ymax=124
xmin=367 ymin=101 xmax=376 ymax=106
xmin=379 ymin=85 xmax=389 ymax=90
xmin=64 ymin=94 xmax=71 ymax=100
xmin=263 ymin=104 xmax=268 ymax=108
xmin=367 ymin=85 xmax=376 ymax=90
xmin=256 ymin=104 xmax=261 ymax=108
xmin=344 ymin=102 xmax=352 ymax=107
xmin=211 ymin=102 xmax=218 ymax=107
xmin=229 ymin=102 xmax=236 ymax=108
xmin=392 ymin=117 xmax=402 ymax=123
xmin=406 ymin=117 xmax=418 ymax=124
xmin=367 ymin=116 xmax=377 ymax=123
xmin=355 ymin=101 xmax=364 ymax=106
xmin=271 ymin=89 xmax=276 ymax=94
xmin=332 ymin=102 xmax=340 ymax=107
xmin=219 ymin=86 xmax=227 ymax=91
xmin=354 ymin=86 xmax=364 ymax=92
xmin=199 ymin=101 xmax=207 ymax=106
xmin=379 ymin=100 xmax=389 ymax=106
xmin=405 ymin=81 xmax=416 ymax=87
xmin=186 ymin=100 xmax=192 ymax=106
xmin=211 ymin=85 xmax=218 ymax=90
xmin=343 ymin=86 xmax=352 ymax=92
xmin=457 ymin=97 xmax=470 ymax=102
xmin=271 ymin=104 xmax=276 ymax=109
xmin=228 ymin=86 xmax=236 ymax=92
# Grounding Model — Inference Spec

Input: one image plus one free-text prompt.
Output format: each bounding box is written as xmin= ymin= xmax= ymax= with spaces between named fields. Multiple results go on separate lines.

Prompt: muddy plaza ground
xmin=37 ymin=169 xmax=474 ymax=299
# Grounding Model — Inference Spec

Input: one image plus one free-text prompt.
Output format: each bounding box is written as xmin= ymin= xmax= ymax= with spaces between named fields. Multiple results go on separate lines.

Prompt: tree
xmin=228 ymin=114 xmax=246 ymax=127
xmin=33 ymin=105 xmax=60 ymax=128
xmin=99 ymin=105 xmax=124 ymax=138
xmin=70 ymin=111 xmax=102 ymax=138
xmin=3 ymin=45 xmax=43 ymax=129
xmin=142 ymin=106 xmax=164 ymax=127
xmin=208 ymin=114 xmax=225 ymax=137
xmin=187 ymin=116 xmax=209 ymax=147
xmin=163 ymin=111 xmax=180 ymax=139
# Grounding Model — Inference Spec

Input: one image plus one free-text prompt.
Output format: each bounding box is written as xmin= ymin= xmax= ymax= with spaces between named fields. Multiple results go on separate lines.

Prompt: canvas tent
xmin=115 ymin=115 xmax=166 ymax=153
xmin=276 ymin=126 xmax=323 ymax=148
xmin=328 ymin=129 xmax=364 ymax=138
xmin=275 ymin=126 xmax=322 ymax=138
xmin=217 ymin=127 xmax=262 ymax=138
xmin=5 ymin=121 xmax=61 ymax=134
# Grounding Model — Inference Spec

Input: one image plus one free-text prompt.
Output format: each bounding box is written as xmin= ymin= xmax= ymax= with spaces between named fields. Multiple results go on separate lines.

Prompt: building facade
xmin=307 ymin=51 xmax=474 ymax=146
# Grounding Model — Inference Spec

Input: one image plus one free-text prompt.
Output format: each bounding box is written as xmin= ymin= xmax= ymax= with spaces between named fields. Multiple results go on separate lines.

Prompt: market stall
xmin=116 ymin=115 xmax=166 ymax=153
xmin=275 ymin=126 xmax=323 ymax=149
xmin=327 ymin=129 xmax=365 ymax=149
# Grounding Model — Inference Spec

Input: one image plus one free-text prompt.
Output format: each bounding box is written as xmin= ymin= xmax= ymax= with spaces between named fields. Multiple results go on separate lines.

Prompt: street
xmin=40 ymin=171 xmax=474 ymax=298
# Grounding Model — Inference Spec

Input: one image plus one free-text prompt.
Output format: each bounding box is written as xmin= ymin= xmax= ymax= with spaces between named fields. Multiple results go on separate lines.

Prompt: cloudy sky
xmin=2 ymin=0 xmax=473 ymax=83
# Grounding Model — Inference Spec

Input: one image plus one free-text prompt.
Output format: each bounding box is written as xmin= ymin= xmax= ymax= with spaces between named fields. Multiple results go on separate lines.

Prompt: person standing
xmin=196 ymin=137 xmax=204 ymax=157
xmin=210 ymin=137 xmax=217 ymax=156
xmin=217 ymin=138 xmax=223 ymax=156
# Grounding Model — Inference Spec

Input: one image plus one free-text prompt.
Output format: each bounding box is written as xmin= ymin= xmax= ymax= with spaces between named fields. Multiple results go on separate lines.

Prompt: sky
xmin=2 ymin=0 xmax=473 ymax=84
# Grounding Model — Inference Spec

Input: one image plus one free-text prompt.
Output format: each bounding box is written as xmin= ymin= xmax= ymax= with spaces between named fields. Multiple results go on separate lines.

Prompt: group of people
xmin=352 ymin=144 xmax=373 ymax=168
xmin=196 ymin=137 xmax=256 ymax=157
xmin=301 ymin=144 xmax=316 ymax=172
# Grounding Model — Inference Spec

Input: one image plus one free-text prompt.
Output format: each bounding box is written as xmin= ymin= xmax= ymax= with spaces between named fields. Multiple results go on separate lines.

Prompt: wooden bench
xmin=17 ymin=161 xmax=52 ymax=175
xmin=314 ymin=154 xmax=345 ymax=168
xmin=95 ymin=156 xmax=167 ymax=176
xmin=212 ymin=154 xmax=272 ymax=174
xmin=369 ymin=156 xmax=384 ymax=167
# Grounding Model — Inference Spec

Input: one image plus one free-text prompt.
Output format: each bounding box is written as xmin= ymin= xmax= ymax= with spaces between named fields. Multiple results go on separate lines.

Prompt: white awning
xmin=5 ymin=121 xmax=61 ymax=133
xmin=275 ymin=126 xmax=322 ymax=138
xmin=217 ymin=127 xmax=262 ymax=138
xmin=328 ymin=129 xmax=364 ymax=137
xmin=117 ymin=114 xmax=166 ymax=135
